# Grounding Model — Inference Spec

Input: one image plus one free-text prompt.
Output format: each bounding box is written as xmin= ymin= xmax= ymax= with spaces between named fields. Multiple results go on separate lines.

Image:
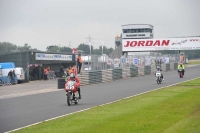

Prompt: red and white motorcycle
xmin=65 ymin=80 xmax=80 ymax=106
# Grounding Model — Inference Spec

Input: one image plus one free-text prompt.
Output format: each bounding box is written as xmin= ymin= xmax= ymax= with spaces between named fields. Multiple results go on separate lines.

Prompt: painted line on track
xmin=6 ymin=76 xmax=200 ymax=133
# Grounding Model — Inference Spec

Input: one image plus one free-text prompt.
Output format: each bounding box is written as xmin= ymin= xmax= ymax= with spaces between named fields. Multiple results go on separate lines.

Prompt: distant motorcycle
xmin=65 ymin=80 xmax=79 ymax=106
xmin=155 ymin=71 xmax=162 ymax=84
xmin=178 ymin=68 xmax=184 ymax=78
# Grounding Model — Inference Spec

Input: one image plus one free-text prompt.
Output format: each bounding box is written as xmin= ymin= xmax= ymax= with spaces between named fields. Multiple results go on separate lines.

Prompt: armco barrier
xmin=161 ymin=64 xmax=166 ymax=71
xmin=144 ymin=66 xmax=151 ymax=75
xmin=174 ymin=63 xmax=178 ymax=70
xmin=166 ymin=64 xmax=170 ymax=71
xmin=122 ymin=68 xmax=130 ymax=78
xmin=130 ymin=67 xmax=138 ymax=77
xmin=138 ymin=66 xmax=144 ymax=76
xmin=112 ymin=68 xmax=122 ymax=80
xmin=102 ymin=69 xmax=113 ymax=83
xmin=170 ymin=62 xmax=174 ymax=70
xmin=57 ymin=63 xmax=177 ymax=88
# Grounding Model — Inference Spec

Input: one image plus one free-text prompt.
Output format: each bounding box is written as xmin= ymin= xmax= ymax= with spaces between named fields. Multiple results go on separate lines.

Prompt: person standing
xmin=7 ymin=70 xmax=13 ymax=83
xmin=77 ymin=54 xmax=82 ymax=74
xmin=59 ymin=66 xmax=64 ymax=78
xmin=43 ymin=68 xmax=47 ymax=80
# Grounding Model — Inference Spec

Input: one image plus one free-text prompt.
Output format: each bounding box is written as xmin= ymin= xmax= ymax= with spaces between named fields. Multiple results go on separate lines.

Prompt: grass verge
xmin=187 ymin=59 xmax=200 ymax=65
xmin=13 ymin=78 xmax=200 ymax=133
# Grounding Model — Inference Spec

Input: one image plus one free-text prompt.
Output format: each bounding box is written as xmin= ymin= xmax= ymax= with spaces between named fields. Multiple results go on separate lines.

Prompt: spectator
xmin=59 ymin=66 xmax=64 ymax=78
xmin=66 ymin=68 xmax=69 ymax=76
xmin=12 ymin=70 xmax=16 ymax=77
xmin=77 ymin=54 xmax=82 ymax=74
xmin=72 ymin=65 xmax=78 ymax=76
xmin=68 ymin=66 xmax=73 ymax=75
xmin=35 ymin=67 xmax=39 ymax=80
xmin=43 ymin=67 xmax=48 ymax=80
xmin=53 ymin=71 xmax=57 ymax=79
xmin=7 ymin=70 xmax=13 ymax=83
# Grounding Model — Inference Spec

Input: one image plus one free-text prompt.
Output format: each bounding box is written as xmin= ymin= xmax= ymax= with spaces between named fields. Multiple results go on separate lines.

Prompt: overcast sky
xmin=0 ymin=0 xmax=199 ymax=51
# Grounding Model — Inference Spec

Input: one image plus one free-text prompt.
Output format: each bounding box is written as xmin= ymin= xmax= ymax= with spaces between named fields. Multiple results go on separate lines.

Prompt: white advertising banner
xmin=145 ymin=58 xmax=151 ymax=66
xmin=133 ymin=58 xmax=138 ymax=66
xmin=162 ymin=57 xmax=170 ymax=64
xmin=122 ymin=33 xmax=153 ymax=39
xmin=122 ymin=37 xmax=200 ymax=51
xmin=107 ymin=58 xmax=112 ymax=65
xmin=35 ymin=53 xmax=72 ymax=61
xmin=114 ymin=58 xmax=120 ymax=68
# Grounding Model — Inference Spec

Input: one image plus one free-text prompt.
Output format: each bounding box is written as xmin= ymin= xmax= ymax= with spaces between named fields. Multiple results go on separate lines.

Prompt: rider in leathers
xmin=67 ymin=73 xmax=81 ymax=99
xmin=177 ymin=62 xmax=185 ymax=76
xmin=155 ymin=65 xmax=164 ymax=80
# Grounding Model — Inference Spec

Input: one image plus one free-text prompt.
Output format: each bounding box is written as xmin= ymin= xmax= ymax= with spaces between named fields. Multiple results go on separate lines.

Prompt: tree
xmin=78 ymin=43 xmax=91 ymax=54
xmin=98 ymin=46 xmax=114 ymax=55
xmin=93 ymin=48 xmax=101 ymax=55
xmin=60 ymin=46 xmax=72 ymax=53
xmin=76 ymin=43 xmax=114 ymax=55
xmin=46 ymin=45 xmax=60 ymax=52
xmin=0 ymin=42 xmax=18 ymax=54
xmin=18 ymin=43 xmax=32 ymax=51
xmin=18 ymin=43 xmax=40 ymax=52
xmin=0 ymin=42 xmax=40 ymax=54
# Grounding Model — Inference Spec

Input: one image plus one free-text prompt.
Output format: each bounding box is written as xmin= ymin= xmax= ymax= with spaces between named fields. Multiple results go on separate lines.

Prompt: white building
xmin=113 ymin=24 xmax=154 ymax=56
xmin=121 ymin=24 xmax=154 ymax=39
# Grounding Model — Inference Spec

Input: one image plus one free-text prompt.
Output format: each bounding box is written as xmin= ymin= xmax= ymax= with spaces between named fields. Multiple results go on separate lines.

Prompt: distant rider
xmin=155 ymin=65 xmax=164 ymax=80
xmin=67 ymin=73 xmax=81 ymax=99
xmin=177 ymin=62 xmax=185 ymax=76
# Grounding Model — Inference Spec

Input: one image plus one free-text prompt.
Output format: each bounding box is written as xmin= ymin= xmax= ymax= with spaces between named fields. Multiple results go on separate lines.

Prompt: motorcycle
xmin=65 ymin=80 xmax=79 ymax=106
xmin=178 ymin=68 xmax=184 ymax=78
xmin=155 ymin=71 xmax=162 ymax=84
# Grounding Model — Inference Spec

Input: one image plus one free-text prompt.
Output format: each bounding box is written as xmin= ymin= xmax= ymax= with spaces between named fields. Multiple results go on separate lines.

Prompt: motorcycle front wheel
xmin=179 ymin=72 xmax=182 ymax=78
xmin=67 ymin=93 xmax=72 ymax=106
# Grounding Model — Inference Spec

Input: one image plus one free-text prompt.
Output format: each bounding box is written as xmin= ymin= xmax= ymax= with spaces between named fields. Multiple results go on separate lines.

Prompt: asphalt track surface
xmin=0 ymin=65 xmax=200 ymax=133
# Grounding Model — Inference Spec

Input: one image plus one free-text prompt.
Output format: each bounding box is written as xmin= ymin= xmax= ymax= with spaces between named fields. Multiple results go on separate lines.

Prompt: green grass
xmin=187 ymin=59 xmax=200 ymax=65
xmin=13 ymin=78 xmax=200 ymax=133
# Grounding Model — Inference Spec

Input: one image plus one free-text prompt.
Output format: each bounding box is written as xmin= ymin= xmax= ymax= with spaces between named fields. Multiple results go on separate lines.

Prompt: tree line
xmin=0 ymin=42 xmax=114 ymax=55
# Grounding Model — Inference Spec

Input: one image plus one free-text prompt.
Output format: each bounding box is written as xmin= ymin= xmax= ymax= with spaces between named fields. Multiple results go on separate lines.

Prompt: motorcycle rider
xmin=67 ymin=73 xmax=81 ymax=99
xmin=155 ymin=65 xmax=164 ymax=80
xmin=177 ymin=62 xmax=185 ymax=76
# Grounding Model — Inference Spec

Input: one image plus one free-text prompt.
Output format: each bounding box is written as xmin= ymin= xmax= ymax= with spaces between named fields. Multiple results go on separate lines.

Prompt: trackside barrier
xmin=89 ymin=71 xmax=102 ymax=84
xmin=138 ymin=67 xmax=144 ymax=76
xmin=112 ymin=68 xmax=122 ymax=80
xmin=170 ymin=63 xmax=174 ymax=70
xmin=57 ymin=63 xmax=178 ymax=88
xmin=130 ymin=67 xmax=138 ymax=77
xmin=174 ymin=63 xmax=178 ymax=70
xmin=166 ymin=64 xmax=170 ymax=71
xmin=144 ymin=66 xmax=151 ymax=75
xmin=102 ymin=69 xmax=113 ymax=83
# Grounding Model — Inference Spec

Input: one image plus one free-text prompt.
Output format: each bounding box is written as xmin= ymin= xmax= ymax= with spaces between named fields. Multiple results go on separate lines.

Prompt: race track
xmin=0 ymin=65 xmax=199 ymax=133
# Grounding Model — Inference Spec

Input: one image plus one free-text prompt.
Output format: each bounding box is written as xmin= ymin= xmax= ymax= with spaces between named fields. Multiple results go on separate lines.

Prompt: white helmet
xmin=70 ymin=73 xmax=75 ymax=80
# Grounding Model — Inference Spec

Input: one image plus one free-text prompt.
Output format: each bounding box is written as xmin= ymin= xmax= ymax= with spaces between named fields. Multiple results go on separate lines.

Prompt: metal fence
xmin=81 ymin=54 xmax=181 ymax=72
